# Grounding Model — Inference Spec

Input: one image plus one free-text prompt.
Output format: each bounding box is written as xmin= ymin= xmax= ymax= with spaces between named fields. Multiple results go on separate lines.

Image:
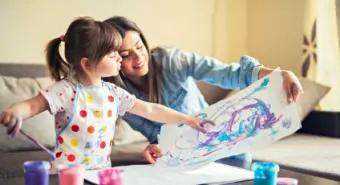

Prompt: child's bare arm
xmin=127 ymin=99 xmax=205 ymax=133
xmin=0 ymin=93 xmax=49 ymax=135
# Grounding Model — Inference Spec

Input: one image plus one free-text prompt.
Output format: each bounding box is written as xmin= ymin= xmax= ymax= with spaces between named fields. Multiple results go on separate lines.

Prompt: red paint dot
xmin=56 ymin=151 xmax=62 ymax=158
xmin=74 ymin=91 xmax=76 ymax=94
xmin=80 ymin=110 xmax=87 ymax=118
xmin=45 ymin=90 xmax=49 ymax=93
xmin=108 ymin=96 xmax=114 ymax=102
xmin=60 ymin=107 xmax=64 ymax=111
xmin=59 ymin=93 xmax=63 ymax=96
xmin=71 ymin=98 xmax=74 ymax=102
xmin=126 ymin=95 xmax=129 ymax=99
xmin=67 ymin=154 xmax=76 ymax=162
xmin=58 ymin=136 xmax=64 ymax=144
xmin=100 ymin=141 xmax=106 ymax=149
xmin=71 ymin=125 xmax=79 ymax=132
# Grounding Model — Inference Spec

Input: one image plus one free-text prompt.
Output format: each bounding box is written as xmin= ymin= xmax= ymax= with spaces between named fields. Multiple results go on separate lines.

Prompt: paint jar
xmin=252 ymin=162 xmax=280 ymax=185
xmin=23 ymin=161 xmax=50 ymax=185
xmin=277 ymin=177 xmax=298 ymax=185
xmin=57 ymin=164 xmax=84 ymax=185
xmin=98 ymin=168 xmax=124 ymax=185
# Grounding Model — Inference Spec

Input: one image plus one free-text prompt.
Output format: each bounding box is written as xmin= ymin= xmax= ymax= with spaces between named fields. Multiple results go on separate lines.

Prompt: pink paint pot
xmin=277 ymin=177 xmax=298 ymax=185
xmin=98 ymin=168 xmax=124 ymax=185
xmin=57 ymin=164 xmax=84 ymax=185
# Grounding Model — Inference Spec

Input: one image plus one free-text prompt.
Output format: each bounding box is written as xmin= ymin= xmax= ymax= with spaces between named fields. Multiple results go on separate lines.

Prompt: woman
xmin=103 ymin=16 xmax=303 ymax=164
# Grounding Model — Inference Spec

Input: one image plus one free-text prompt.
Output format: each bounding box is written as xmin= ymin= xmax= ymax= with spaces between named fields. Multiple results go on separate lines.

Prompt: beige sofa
xmin=1 ymin=63 xmax=338 ymax=180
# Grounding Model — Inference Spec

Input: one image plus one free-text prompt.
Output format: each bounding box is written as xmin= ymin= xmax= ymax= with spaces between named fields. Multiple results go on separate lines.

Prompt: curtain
xmin=302 ymin=0 xmax=340 ymax=111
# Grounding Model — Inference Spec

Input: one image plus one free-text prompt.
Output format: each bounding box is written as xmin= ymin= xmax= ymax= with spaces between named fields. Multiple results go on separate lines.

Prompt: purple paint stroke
xmin=20 ymin=130 xmax=55 ymax=161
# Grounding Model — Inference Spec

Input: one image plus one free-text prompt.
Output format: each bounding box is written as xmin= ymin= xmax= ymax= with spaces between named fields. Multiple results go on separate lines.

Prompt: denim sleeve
xmin=165 ymin=47 xmax=263 ymax=90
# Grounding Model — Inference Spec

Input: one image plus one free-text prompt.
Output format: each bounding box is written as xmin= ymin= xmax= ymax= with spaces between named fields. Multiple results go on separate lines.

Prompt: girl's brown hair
xmin=45 ymin=16 xmax=122 ymax=81
xmin=103 ymin=16 xmax=162 ymax=103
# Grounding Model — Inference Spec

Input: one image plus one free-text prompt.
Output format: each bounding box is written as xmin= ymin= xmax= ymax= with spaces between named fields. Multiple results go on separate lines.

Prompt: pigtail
xmin=45 ymin=37 xmax=70 ymax=81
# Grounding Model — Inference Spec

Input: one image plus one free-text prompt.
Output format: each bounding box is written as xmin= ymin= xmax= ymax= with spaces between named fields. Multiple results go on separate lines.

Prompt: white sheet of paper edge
xmin=84 ymin=162 xmax=254 ymax=185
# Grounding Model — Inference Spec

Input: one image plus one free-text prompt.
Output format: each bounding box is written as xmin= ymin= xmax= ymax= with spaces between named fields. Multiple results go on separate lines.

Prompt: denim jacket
xmin=122 ymin=46 xmax=263 ymax=144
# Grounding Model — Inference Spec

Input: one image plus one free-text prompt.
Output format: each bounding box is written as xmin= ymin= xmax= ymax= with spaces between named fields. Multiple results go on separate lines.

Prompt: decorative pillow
xmin=224 ymin=77 xmax=331 ymax=121
xmin=113 ymin=118 xmax=147 ymax=146
xmin=0 ymin=75 xmax=56 ymax=151
xmin=296 ymin=77 xmax=331 ymax=120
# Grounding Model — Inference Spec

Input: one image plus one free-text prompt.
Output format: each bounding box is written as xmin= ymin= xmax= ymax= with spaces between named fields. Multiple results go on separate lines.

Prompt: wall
xmin=0 ymin=0 xmax=215 ymax=64
xmin=337 ymin=0 xmax=340 ymax=45
xmin=1 ymin=0 xmax=328 ymax=76
xmin=213 ymin=0 xmax=248 ymax=63
xmin=246 ymin=0 xmax=308 ymax=75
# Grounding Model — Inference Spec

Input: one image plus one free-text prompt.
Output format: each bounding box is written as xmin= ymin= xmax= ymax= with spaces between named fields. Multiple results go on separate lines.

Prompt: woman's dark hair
xmin=104 ymin=16 xmax=162 ymax=103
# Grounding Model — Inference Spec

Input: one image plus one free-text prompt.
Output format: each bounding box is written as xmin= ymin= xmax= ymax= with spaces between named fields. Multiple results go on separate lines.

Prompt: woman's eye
xmin=137 ymin=45 xmax=143 ymax=50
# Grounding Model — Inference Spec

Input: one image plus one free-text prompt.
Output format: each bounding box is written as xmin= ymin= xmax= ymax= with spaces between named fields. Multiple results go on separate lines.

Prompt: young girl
xmin=0 ymin=17 xmax=204 ymax=172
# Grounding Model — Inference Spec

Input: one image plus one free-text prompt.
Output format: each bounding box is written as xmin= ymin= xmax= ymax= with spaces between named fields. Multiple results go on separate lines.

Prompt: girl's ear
xmin=80 ymin=57 xmax=91 ymax=72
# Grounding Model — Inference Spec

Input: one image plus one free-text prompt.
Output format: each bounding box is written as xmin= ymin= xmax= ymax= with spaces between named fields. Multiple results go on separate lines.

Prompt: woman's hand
xmin=281 ymin=70 xmax=303 ymax=103
xmin=259 ymin=67 xmax=303 ymax=103
xmin=143 ymin=144 xmax=162 ymax=164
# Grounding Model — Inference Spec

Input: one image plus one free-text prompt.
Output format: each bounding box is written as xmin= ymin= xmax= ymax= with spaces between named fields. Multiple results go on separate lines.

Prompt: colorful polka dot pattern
xmin=107 ymin=110 xmax=112 ymax=117
xmin=87 ymin=126 xmax=95 ymax=134
xmin=86 ymin=95 xmax=93 ymax=103
xmin=80 ymin=110 xmax=87 ymax=118
xmin=95 ymin=111 xmax=102 ymax=118
xmin=67 ymin=154 xmax=76 ymax=162
xmin=70 ymin=138 xmax=78 ymax=147
xmin=51 ymin=83 xmax=127 ymax=170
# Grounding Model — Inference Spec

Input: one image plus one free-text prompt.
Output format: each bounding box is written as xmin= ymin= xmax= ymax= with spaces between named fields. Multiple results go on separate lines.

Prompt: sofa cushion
xmin=0 ymin=75 xmax=56 ymax=152
xmin=296 ymin=77 xmax=331 ymax=120
xmin=252 ymin=133 xmax=340 ymax=181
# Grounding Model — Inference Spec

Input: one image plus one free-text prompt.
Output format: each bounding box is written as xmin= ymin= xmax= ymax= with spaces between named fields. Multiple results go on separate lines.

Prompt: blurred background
xmin=1 ymin=0 xmax=339 ymax=111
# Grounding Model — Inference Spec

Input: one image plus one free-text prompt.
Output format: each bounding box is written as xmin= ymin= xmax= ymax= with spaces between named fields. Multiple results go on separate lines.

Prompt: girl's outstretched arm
xmin=127 ymin=99 xmax=206 ymax=133
xmin=0 ymin=94 xmax=49 ymax=136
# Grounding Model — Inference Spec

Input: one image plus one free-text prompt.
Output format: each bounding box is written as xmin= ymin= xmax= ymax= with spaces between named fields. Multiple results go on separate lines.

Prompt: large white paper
xmin=155 ymin=69 xmax=301 ymax=171
xmin=84 ymin=162 xmax=254 ymax=185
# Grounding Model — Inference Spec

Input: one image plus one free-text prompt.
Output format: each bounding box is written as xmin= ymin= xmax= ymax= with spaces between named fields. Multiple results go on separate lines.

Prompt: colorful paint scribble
xmin=156 ymin=70 xmax=301 ymax=170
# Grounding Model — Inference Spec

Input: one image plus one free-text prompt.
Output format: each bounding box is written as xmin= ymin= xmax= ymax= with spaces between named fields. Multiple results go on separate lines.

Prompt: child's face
xmin=95 ymin=51 xmax=122 ymax=77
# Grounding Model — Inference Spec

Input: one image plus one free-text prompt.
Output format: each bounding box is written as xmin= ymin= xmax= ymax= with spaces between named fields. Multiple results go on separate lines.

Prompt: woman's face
xmin=118 ymin=31 xmax=149 ymax=77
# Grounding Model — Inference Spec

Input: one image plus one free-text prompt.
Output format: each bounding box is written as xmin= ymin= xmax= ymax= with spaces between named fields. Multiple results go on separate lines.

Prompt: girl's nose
xmin=117 ymin=54 xmax=122 ymax=63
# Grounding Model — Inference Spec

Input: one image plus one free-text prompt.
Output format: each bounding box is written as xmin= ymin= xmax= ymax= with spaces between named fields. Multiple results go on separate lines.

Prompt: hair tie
xmin=60 ymin=34 xmax=65 ymax=42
